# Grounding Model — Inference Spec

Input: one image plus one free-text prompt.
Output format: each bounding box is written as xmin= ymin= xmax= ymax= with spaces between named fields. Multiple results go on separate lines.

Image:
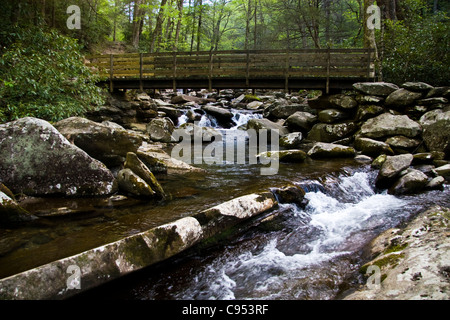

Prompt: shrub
xmin=0 ymin=27 xmax=105 ymax=123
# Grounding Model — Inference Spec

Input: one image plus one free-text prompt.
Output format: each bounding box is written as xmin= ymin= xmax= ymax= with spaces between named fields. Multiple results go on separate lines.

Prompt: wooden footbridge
xmin=86 ymin=49 xmax=376 ymax=93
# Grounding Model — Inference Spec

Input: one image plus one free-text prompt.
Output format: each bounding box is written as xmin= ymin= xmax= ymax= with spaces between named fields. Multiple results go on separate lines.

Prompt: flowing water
xmin=1 ymin=107 xmax=449 ymax=300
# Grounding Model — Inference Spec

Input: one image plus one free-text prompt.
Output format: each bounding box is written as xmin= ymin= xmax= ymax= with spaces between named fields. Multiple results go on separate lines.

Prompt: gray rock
xmin=264 ymin=101 xmax=308 ymax=119
xmin=385 ymin=89 xmax=423 ymax=108
xmin=421 ymin=110 xmax=450 ymax=156
xmin=401 ymin=82 xmax=434 ymax=92
xmin=307 ymin=122 xmax=357 ymax=143
xmin=426 ymin=176 xmax=445 ymax=190
xmin=272 ymin=185 xmax=307 ymax=206
xmin=433 ymin=164 xmax=450 ymax=177
xmin=356 ymin=95 xmax=384 ymax=104
xmin=376 ymin=154 xmax=414 ymax=189
xmin=360 ymin=113 xmax=422 ymax=139
xmin=285 ymin=111 xmax=317 ymax=132
xmin=426 ymin=86 xmax=450 ymax=98
xmin=0 ymin=117 xmax=117 ymax=197
xmin=329 ymin=94 xmax=358 ymax=109
xmin=417 ymin=97 xmax=448 ymax=105
xmin=385 ymin=136 xmax=421 ymax=150
xmin=354 ymin=137 xmax=394 ymax=157
xmin=318 ymin=109 xmax=349 ymax=123
xmin=307 ymin=142 xmax=356 ymax=159
xmin=179 ymin=123 xmax=222 ymax=142
xmin=124 ymin=152 xmax=166 ymax=199
xmin=353 ymin=82 xmax=399 ymax=97
xmin=156 ymin=106 xmax=182 ymax=123
xmin=0 ymin=191 xmax=36 ymax=224
xmin=247 ymin=118 xmax=289 ymax=136
xmin=117 ymin=168 xmax=155 ymax=197
xmin=202 ymin=105 xmax=234 ymax=121
xmin=355 ymin=105 xmax=385 ymax=122
xmin=246 ymin=101 xmax=264 ymax=110
xmin=389 ymin=169 xmax=429 ymax=195
xmin=55 ymin=117 xmax=143 ymax=168
xmin=412 ymin=153 xmax=435 ymax=165
xmin=258 ymin=150 xmax=307 ymax=163
xmin=279 ymin=132 xmax=303 ymax=148
xmin=146 ymin=117 xmax=175 ymax=143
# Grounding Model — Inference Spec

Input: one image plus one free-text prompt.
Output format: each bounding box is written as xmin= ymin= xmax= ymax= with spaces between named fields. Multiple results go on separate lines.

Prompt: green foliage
xmin=0 ymin=27 xmax=105 ymax=123
xmin=382 ymin=8 xmax=450 ymax=86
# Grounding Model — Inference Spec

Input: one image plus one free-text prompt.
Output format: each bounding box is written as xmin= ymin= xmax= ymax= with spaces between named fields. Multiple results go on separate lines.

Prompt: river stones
xmin=146 ymin=117 xmax=175 ymax=143
xmin=124 ymin=152 xmax=166 ymax=199
xmin=263 ymin=100 xmax=309 ymax=119
xmin=388 ymin=169 xmax=429 ymax=195
xmin=355 ymin=105 xmax=385 ymax=122
xmin=54 ymin=116 xmax=143 ymax=168
xmin=0 ymin=191 xmax=36 ymax=224
xmin=353 ymin=82 xmax=399 ymax=97
xmin=272 ymin=185 xmax=307 ymax=206
xmin=279 ymin=132 xmax=303 ymax=148
xmin=421 ymin=110 xmax=450 ymax=156
xmin=360 ymin=113 xmax=422 ymax=139
xmin=318 ymin=109 xmax=349 ymax=123
xmin=202 ymin=105 xmax=235 ymax=128
xmin=329 ymin=94 xmax=358 ymax=109
xmin=285 ymin=111 xmax=317 ymax=133
xmin=354 ymin=137 xmax=394 ymax=157
xmin=375 ymin=154 xmax=414 ymax=189
xmin=117 ymin=168 xmax=156 ymax=197
xmin=385 ymin=89 xmax=423 ymax=109
xmin=401 ymin=82 xmax=434 ymax=92
xmin=0 ymin=117 xmax=117 ymax=197
xmin=307 ymin=142 xmax=356 ymax=159
xmin=306 ymin=122 xmax=357 ymax=143
xmin=257 ymin=150 xmax=307 ymax=163
xmin=247 ymin=118 xmax=289 ymax=136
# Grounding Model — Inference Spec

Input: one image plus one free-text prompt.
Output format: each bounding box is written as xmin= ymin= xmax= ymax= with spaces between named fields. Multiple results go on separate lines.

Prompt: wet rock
xmin=421 ymin=110 xmax=450 ymax=156
xmin=272 ymin=185 xmax=307 ymax=206
xmin=247 ymin=118 xmax=289 ymax=136
xmin=344 ymin=206 xmax=450 ymax=300
xmin=171 ymin=94 xmax=210 ymax=105
xmin=156 ymin=106 xmax=182 ymax=124
xmin=401 ymin=82 xmax=433 ymax=92
xmin=124 ymin=152 xmax=166 ymax=199
xmin=179 ymin=123 xmax=222 ymax=142
xmin=389 ymin=169 xmax=429 ymax=195
xmin=146 ymin=117 xmax=175 ymax=143
xmin=353 ymin=82 xmax=399 ymax=97
xmin=318 ymin=109 xmax=349 ymax=123
xmin=354 ymin=137 xmax=394 ymax=157
xmin=306 ymin=122 xmax=357 ymax=143
xmin=355 ymin=105 xmax=385 ymax=122
xmin=417 ymin=97 xmax=448 ymax=106
xmin=55 ymin=117 xmax=143 ymax=168
xmin=285 ymin=111 xmax=317 ymax=133
xmin=264 ymin=102 xmax=309 ymax=119
xmin=355 ymin=155 xmax=373 ymax=163
xmin=376 ymin=154 xmax=414 ymax=189
xmin=279 ymin=132 xmax=303 ymax=148
xmin=356 ymin=95 xmax=384 ymax=105
xmin=307 ymin=142 xmax=356 ymax=159
xmin=426 ymin=87 xmax=450 ymax=98
xmin=258 ymin=150 xmax=307 ymax=163
xmin=360 ymin=113 xmax=422 ymax=139
xmin=385 ymin=136 xmax=421 ymax=151
xmin=0 ymin=117 xmax=117 ymax=197
xmin=117 ymin=168 xmax=155 ymax=198
xmin=433 ymin=164 xmax=450 ymax=178
xmin=0 ymin=191 xmax=36 ymax=224
xmin=371 ymin=154 xmax=387 ymax=169
xmin=412 ymin=153 xmax=434 ymax=165
xmin=426 ymin=176 xmax=445 ymax=190
xmin=385 ymin=89 xmax=423 ymax=109
xmin=202 ymin=105 xmax=235 ymax=128
xmin=246 ymin=101 xmax=264 ymax=110
xmin=329 ymin=94 xmax=358 ymax=110
xmin=137 ymin=143 xmax=203 ymax=174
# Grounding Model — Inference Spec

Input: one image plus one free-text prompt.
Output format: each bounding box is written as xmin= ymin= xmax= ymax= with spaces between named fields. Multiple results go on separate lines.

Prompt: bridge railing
xmin=86 ymin=49 xmax=375 ymax=92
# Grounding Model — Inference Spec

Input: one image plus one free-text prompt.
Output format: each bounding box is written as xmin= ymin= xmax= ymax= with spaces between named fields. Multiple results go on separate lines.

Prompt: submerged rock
xmin=55 ymin=117 xmax=143 ymax=168
xmin=0 ymin=117 xmax=117 ymax=197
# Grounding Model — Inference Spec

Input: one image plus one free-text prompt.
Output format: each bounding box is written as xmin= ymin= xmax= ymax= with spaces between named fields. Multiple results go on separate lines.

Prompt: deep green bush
xmin=0 ymin=27 xmax=105 ymax=123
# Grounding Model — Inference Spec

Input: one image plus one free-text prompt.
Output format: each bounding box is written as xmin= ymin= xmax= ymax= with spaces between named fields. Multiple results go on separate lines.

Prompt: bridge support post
xmin=326 ymin=48 xmax=330 ymax=94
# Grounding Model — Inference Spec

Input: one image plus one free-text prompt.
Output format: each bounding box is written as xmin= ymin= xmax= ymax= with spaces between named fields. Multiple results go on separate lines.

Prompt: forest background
xmin=0 ymin=0 xmax=449 ymax=122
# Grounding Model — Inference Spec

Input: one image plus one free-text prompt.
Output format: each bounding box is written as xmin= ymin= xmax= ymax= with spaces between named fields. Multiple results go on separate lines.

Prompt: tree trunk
xmin=173 ymin=0 xmax=184 ymax=51
xmin=196 ymin=0 xmax=203 ymax=52
xmin=150 ymin=0 xmax=169 ymax=53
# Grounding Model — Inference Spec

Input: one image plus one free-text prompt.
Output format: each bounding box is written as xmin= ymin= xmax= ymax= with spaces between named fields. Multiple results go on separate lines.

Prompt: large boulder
xmin=421 ymin=110 xmax=450 ymax=156
xmin=376 ymin=154 xmax=413 ymax=189
xmin=354 ymin=137 xmax=394 ymax=157
xmin=306 ymin=122 xmax=357 ymax=143
xmin=146 ymin=117 xmax=175 ymax=143
xmin=55 ymin=117 xmax=143 ymax=168
xmin=353 ymin=82 xmax=399 ymax=97
xmin=385 ymin=89 xmax=423 ymax=109
xmin=360 ymin=113 xmax=422 ymax=139
xmin=202 ymin=105 xmax=235 ymax=128
xmin=279 ymin=132 xmax=303 ymax=148
xmin=401 ymin=82 xmax=433 ymax=92
xmin=355 ymin=105 xmax=385 ymax=122
xmin=285 ymin=111 xmax=317 ymax=133
xmin=385 ymin=136 xmax=421 ymax=151
xmin=0 ymin=117 xmax=117 ymax=197
xmin=307 ymin=142 xmax=356 ymax=159
xmin=264 ymin=101 xmax=309 ymax=119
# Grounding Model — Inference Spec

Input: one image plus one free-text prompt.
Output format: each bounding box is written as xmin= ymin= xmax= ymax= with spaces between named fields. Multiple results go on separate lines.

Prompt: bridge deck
xmin=86 ymin=49 xmax=376 ymax=93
